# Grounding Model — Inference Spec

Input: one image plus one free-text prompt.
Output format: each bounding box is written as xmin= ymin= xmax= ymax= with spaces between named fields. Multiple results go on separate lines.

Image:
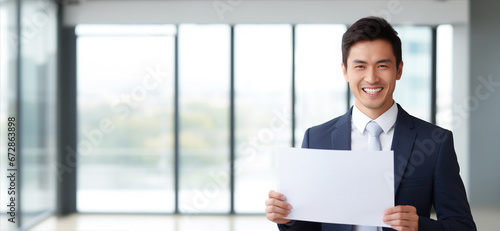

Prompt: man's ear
xmin=342 ymin=62 xmax=348 ymax=82
xmin=396 ymin=61 xmax=404 ymax=80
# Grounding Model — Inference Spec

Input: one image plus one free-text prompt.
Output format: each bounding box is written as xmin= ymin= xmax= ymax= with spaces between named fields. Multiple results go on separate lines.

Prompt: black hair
xmin=342 ymin=16 xmax=402 ymax=69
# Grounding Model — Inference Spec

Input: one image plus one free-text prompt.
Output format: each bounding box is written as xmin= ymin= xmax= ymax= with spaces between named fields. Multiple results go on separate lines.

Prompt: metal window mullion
xmin=174 ymin=24 xmax=180 ymax=214
xmin=15 ymin=0 xmax=22 ymax=228
xmin=431 ymin=26 xmax=438 ymax=125
xmin=229 ymin=25 xmax=236 ymax=215
xmin=345 ymin=24 xmax=352 ymax=112
xmin=291 ymin=25 xmax=296 ymax=147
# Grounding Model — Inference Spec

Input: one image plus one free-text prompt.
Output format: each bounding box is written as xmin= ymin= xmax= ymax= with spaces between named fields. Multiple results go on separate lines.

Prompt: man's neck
xmin=354 ymin=100 xmax=395 ymax=120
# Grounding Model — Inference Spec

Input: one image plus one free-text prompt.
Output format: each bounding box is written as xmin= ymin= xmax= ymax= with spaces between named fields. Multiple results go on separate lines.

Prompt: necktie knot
xmin=366 ymin=121 xmax=383 ymax=151
xmin=366 ymin=121 xmax=383 ymax=138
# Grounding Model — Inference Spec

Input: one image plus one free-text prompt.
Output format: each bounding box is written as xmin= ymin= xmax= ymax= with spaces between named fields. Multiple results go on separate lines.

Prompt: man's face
xmin=342 ymin=39 xmax=403 ymax=119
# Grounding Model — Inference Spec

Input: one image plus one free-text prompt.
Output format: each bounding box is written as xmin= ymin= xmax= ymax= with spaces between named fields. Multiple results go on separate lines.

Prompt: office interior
xmin=0 ymin=0 xmax=499 ymax=230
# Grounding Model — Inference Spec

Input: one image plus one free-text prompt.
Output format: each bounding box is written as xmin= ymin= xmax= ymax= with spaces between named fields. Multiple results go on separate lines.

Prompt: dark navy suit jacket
xmin=278 ymin=104 xmax=476 ymax=231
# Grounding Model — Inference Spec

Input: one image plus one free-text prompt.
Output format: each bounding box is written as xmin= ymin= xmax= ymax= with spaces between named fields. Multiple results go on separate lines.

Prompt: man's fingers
xmin=383 ymin=213 xmax=418 ymax=224
xmin=266 ymin=212 xmax=286 ymax=220
xmin=384 ymin=205 xmax=417 ymax=215
xmin=268 ymin=190 xmax=286 ymax=200
xmin=265 ymin=198 xmax=292 ymax=209
xmin=266 ymin=190 xmax=292 ymax=210
xmin=383 ymin=211 xmax=418 ymax=221
xmin=265 ymin=204 xmax=291 ymax=216
xmin=384 ymin=218 xmax=418 ymax=231
xmin=383 ymin=205 xmax=418 ymax=231
xmin=266 ymin=190 xmax=293 ymax=224
xmin=266 ymin=212 xmax=291 ymax=224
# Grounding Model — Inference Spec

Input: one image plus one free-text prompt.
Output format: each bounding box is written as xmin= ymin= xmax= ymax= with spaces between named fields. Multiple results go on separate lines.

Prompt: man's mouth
xmin=363 ymin=87 xmax=383 ymax=94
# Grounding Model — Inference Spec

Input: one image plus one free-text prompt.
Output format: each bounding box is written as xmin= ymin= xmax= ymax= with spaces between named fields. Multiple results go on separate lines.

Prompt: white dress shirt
xmin=351 ymin=102 xmax=398 ymax=151
xmin=351 ymin=102 xmax=398 ymax=231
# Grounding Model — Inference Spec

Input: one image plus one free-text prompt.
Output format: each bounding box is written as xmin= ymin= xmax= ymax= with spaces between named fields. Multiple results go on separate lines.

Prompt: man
xmin=265 ymin=17 xmax=476 ymax=231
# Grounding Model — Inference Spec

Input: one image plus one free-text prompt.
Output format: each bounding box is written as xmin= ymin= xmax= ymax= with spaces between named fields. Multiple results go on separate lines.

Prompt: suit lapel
xmin=391 ymin=105 xmax=417 ymax=194
xmin=331 ymin=108 xmax=352 ymax=150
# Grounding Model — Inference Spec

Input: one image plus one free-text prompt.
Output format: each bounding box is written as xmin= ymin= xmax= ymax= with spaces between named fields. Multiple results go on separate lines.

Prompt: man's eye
xmin=378 ymin=65 xmax=388 ymax=68
xmin=355 ymin=65 xmax=365 ymax=69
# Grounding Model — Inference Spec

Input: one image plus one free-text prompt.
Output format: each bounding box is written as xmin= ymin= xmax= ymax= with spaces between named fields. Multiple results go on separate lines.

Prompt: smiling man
xmin=265 ymin=17 xmax=476 ymax=231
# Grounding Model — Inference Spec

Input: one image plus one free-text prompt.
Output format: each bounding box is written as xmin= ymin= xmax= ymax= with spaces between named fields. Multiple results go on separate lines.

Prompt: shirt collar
xmin=352 ymin=102 xmax=398 ymax=134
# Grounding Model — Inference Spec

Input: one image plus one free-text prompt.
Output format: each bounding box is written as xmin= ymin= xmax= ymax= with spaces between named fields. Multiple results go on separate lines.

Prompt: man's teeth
xmin=363 ymin=88 xmax=382 ymax=94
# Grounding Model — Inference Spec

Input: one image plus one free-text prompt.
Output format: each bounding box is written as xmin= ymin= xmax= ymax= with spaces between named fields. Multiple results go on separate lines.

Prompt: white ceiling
xmin=63 ymin=0 xmax=469 ymax=26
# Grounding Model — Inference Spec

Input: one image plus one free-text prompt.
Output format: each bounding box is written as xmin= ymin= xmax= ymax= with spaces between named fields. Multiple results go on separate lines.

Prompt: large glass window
xmin=234 ymin=25 xmax=293 ymax=213
xmin=76 ymin=25 xmax=176 ymax=212
xmin=436 ymin=25 xmax=453 ymax=130
xmin=295 ymin=24 xmax=347 ymax=146
xmin=178 ymin=24 xmax=231 ymax=213
xmin=74 ymin=23 xmax=441 ymax=214
xmin=394 ymin=26 xmax=433 ymax=121
xmin=19 ymin=0 xmax=58 ymax=228
xmin=1 ymin=0 xmax=59 ymax=229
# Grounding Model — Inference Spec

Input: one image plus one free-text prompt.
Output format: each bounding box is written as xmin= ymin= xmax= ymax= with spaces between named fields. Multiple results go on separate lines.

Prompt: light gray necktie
xmin=353 ymin=121 xmax=383 ymax=231
xmin=366 ymin=121 xmax=383 ymax=151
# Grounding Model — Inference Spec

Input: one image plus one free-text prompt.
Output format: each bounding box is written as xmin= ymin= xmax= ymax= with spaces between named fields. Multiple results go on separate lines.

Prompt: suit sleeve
xmin=301 ymin=128 xmax=310 ymax=148
xmin=278 ymin=220 xmax=322 ymax=231
xmin=418 ymin=131 xmax=476 ymax=230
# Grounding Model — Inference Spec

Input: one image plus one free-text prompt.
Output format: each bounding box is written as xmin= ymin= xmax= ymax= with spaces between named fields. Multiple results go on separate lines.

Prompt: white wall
xmin=469 ymin=0 xmax=500 ymax=207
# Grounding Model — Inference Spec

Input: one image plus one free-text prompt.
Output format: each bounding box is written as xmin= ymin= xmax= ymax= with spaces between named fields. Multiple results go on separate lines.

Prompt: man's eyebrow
xmin=351 ymin=59 xmax=393 ymax=64
xmin=352 ymin=59 xmax=367 ymax=64
xmin=376 ymin=59 xmax=393 ymax=63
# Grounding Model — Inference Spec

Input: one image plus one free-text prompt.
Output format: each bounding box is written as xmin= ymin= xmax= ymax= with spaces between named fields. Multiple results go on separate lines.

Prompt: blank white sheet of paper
xmin=276 ymin=147 xmax=394 ymax=227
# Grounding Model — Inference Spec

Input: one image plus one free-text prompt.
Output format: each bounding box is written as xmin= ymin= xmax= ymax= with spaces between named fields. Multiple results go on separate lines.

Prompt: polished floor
xmin=27 ymin=214 xmax=277 ymax=231
xmin=28 ymin=207 xmax=499 ymax=231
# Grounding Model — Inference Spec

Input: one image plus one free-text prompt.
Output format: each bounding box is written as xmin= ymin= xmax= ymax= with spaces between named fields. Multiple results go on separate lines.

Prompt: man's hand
xmin=383 ymin=205 xmax=419 ymax=231
xmin=265 ymin=190 xmax=293 ymax=224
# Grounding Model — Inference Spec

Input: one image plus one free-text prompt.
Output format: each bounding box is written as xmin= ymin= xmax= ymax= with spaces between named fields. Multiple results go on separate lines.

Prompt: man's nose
xmin=364 ymin=67 xmax=379 ymax=84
